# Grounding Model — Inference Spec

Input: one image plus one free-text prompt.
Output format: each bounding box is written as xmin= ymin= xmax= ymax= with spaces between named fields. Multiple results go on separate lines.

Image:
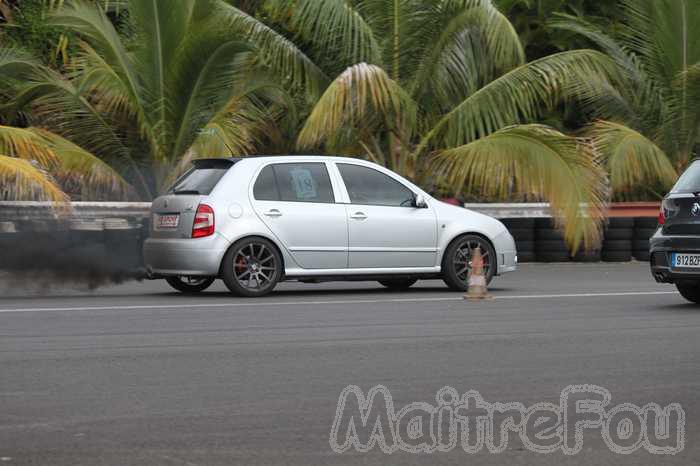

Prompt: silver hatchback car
xmin=143 ymin=156 xmax=517 ymax=296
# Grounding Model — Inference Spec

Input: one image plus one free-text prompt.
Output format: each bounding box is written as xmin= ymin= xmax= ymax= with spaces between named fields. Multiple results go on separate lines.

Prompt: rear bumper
xmin=650 ymin=233 xmax=700 ymax=283
xmin=143 ymin=234 xmax=230 ymax=277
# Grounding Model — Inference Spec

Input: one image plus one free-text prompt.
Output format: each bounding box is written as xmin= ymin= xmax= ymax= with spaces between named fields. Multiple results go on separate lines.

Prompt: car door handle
xmin=350 ymin=212 xmax=368 ymax=220
xmin=264 ymin=209 xmax=283 ymax=218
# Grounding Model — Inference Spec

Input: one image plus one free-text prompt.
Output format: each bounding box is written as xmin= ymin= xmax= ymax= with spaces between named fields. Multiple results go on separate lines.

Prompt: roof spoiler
xmin=192 ymin=158 xmax=240 ymax=169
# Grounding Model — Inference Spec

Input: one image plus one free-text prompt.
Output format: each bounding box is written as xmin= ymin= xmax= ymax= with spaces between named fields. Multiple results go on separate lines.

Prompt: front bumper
xmin=143 ymin=234 xmax=230 ymax=277
xmin=494 ymin=231 xmax=518 ymax=275
xmin=650 ymin=232 xmax=700 ymax=283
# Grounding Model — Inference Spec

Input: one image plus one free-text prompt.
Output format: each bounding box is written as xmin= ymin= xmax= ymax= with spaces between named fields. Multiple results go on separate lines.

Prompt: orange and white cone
xmin=464 ymin=247 xmax=493 ymax=301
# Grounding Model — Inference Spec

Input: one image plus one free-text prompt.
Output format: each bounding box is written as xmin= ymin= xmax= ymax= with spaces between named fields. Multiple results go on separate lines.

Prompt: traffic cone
xmin=464 ymin=247 xmax=493 ymax=301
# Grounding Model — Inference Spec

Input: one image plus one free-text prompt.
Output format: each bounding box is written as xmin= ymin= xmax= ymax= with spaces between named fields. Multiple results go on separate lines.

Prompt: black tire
xmin=502 ymin=218 xmax=536 ymax=229
xmin=632 ymin=239 xmax=651 ymax=251
xmin=536 ymin=229 xmax=565 ymax=241
xmin=634 ymin=228 xmax=658 ymax=240
xmin=635 ymin=217 xmax=660 ymax=229
xmin=602 ymin=240 xmax=633 ymax=251
xmin=573 ymin=250 xmax=602 ymax=263
xmin=676 ymin=281 xmax=700 ymax=304
xmin=165 ymin=276 xmax=215 ymax=293
xmin=516 ymin=240 xmax=535 ymax=253
xmin=604 ymin=228 xmax=634 ymax=240
xmin=221 ymin=237 xmax=283 ymax=297
xmin=633 ymin=250 xmax=651 ymax=261
xmin=537 ymin=251 xmax=571 ymax=263
xmin=510 ymin=228 xmax=535 ymax=241
xmin=378 ymin=278 xmax=418 ymax=290
xmin=608 ymin=217 xmax=635 ymax=229
xmin=517 ymin=251 xmax=537 ymax=263
xmin=442 ymin=235 xmax=496 ymax=291
xmin=601 ymin=250 xmax=632 ymax=262
xmin=535 ymin=240 xmax=569 ymax=253
xmin=535 ymin=218 xmax=556 ymax=229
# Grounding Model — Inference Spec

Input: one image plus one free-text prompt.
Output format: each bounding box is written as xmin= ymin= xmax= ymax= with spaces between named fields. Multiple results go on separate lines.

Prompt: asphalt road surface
xmin=1 ymin=263 xmax=699 ymax=465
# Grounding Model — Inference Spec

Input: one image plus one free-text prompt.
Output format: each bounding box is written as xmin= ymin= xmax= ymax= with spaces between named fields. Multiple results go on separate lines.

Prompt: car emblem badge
xmin=692 ymin=203 xmax=700 ymax=217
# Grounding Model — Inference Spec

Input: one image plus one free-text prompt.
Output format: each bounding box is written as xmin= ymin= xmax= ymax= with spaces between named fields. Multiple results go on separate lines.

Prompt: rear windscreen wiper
xmin=172 ymin=189 xmax=200 ymax=195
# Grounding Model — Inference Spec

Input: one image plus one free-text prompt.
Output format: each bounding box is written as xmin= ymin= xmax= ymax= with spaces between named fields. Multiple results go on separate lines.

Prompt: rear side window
xmin=253 ymin=163 xmax=335 ymax=204
xmin=169 ymin=160 xmax=233 ymax=195
xmin=672 ymin=161 xmax=700 ymax=193
xmin=253 ymin=166 xmax=278 ymax=201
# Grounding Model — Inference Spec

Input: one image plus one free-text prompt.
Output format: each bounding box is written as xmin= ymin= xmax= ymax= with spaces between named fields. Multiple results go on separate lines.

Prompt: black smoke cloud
xmin=0 ymin=218 xmax=148 ymax=291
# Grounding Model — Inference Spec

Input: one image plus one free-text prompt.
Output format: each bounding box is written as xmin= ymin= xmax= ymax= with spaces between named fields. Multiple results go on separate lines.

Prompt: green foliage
xmin=495 ymin=0 xmax=624 ymax=59
xmin=0 ymin=0 xmax=691 ymax=248
xmin=282 ymin=0 xmax=619 ymax=251
xmin=552 ymin=0 xmax=700 ymax=199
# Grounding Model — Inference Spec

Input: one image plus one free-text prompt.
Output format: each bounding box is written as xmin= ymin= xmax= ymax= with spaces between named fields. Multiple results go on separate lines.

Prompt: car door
xmin=335 ymin=163 xmax=438 ymax=269
xmin=251 ymin=162 xmax=348 ymax=270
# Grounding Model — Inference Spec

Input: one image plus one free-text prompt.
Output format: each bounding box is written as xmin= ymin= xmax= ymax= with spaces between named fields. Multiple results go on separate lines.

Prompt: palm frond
xmin=50 ymin=1 xmax=145 ymax=115
xmin=434 ymin=124 xmax=608 ymax=252
xmin=215 ymin=0 xmax=329 ymax=99
xmin=266 ymin=0 xmax=381 ymax=66
xmin=417 ymin=50 xmax=620 ymax=153
xmin=297 ymin=63 xmax=417 ymax=150
xmin=33 ymin=129 xmax=132 ymax=200
xmin=167 ymin=25 xmax=254 ymax=160
xmin=590 ymin=120 xmax=677 ymax=193
xmin=0 ymin=155 xmax=68 ymax=203
xmin=410 ymin=0 xmax=524 ymax=110
xmin=0 ymin=125 xmax=56 ymax=167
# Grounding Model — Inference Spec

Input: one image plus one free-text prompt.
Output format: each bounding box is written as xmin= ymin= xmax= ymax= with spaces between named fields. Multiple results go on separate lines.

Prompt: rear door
xmin=251 ymin=162 xmax=348 ymax=270
xmin=335 ymin=163 xmax=438 ymax=268
xmin=150 ymin=159 xmax=232 ymax=239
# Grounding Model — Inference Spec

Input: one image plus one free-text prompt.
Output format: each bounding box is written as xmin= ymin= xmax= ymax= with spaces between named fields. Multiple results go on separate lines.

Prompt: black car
xmin=651 ymin=160 xmax=700 ymax=303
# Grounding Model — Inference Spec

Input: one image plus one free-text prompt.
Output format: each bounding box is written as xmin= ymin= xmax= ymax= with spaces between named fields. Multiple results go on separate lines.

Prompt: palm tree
xmin=551 ymin=0 xmax=694 ymax=198
xmin=267 ymin=0 xmax=620 ymax=250
xmin=0 ymin=0 xmax=318 ymax=199
xmin=0 ymin=46 xmax=129 ymax=202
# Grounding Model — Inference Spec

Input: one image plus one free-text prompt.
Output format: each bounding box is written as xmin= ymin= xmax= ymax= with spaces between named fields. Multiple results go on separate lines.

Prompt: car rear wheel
xmin=166 ymin=276 xmax=215 ymax=293
xmin=378 ymin=278 xmax=418 ymax=290
xmin=222 ymin=237 xmax=283 ymax=297
xmin=442 ymin=235 xmax=496 ymax=292
xmin=676 ymin=281 xmax=700 ymax=304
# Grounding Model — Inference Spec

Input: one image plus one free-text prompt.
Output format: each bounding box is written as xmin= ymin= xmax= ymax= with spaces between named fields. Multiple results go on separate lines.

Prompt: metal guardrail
xmin=0 ymin=201 xmax=658 ymax=221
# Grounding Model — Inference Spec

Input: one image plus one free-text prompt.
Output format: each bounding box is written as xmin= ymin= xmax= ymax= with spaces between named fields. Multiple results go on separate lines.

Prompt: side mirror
xmin=414 ymin=194 xmax=429 ymax=209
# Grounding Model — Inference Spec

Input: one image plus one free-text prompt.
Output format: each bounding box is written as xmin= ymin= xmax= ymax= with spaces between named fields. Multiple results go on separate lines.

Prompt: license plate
xmin=155 ymin=214 xmax=179 ymax=230
xmin=672 ymin=253 xmax=700 ymax=269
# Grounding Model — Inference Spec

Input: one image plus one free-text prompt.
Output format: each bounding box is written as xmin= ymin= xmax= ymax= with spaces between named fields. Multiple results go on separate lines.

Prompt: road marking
xmin=0 ymin=291 xmax=678 ymax=314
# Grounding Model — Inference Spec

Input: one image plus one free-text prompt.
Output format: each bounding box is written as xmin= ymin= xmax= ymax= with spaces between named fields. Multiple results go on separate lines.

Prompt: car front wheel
xmin=166 ymin=276 xmax=215 ymax=294
xmin=442 ymin=235 xmax=496 ymax=292
xmin=676 ymin=281 xmax=700 ymax=304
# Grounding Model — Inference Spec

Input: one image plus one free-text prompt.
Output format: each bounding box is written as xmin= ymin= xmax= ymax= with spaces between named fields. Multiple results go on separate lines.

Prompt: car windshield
xmin=169 ymin=160 xmax=232 ymax=195
xmin=671 ymin=161 xmax=700 ymax=193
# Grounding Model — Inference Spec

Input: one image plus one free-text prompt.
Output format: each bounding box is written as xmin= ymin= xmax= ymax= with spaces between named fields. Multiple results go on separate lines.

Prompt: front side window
xmin=338 ymin=164 xmax=416 ymax=207
xmin=253 ymin=163 xmax=335 ymax=204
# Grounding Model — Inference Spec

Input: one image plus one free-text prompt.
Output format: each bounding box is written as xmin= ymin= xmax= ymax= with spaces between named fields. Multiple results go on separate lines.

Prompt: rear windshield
xmin=672 ymin=161 xmax=700 ymax=193
xmin=169 ymin=160 xmax=233 ymax=195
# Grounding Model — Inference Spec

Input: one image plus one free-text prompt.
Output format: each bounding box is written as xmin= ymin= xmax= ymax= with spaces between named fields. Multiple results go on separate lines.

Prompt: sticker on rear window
xmin=290 ymin=168 xmax=317 ymax=200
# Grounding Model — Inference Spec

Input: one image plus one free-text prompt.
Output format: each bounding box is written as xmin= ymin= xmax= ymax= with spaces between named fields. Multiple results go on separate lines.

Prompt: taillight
xmin=192 ymin=204 xmax=215 ymax=238
xmin=658 ymin=206 xmax=666 ymax=225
